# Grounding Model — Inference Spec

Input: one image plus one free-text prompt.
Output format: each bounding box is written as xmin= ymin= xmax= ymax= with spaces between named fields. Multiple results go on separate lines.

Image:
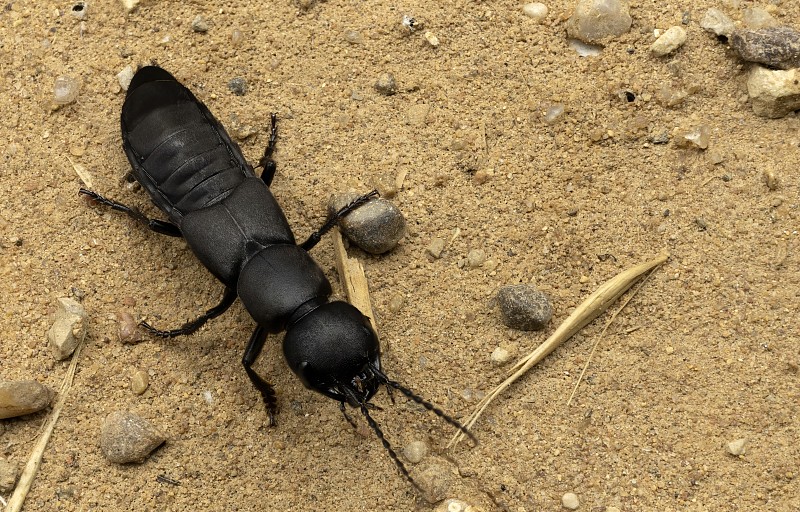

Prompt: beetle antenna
xmin=339 ymin=383 xmax=422 ymax=492
xmin=371 ymin=365 xmax=477 ymax=444
xmin=359 ymin=401 xmax=423 ymax=493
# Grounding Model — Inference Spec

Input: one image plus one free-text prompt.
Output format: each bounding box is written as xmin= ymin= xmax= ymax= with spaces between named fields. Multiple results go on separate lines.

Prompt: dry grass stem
xmin=6 ymin=342 xmax=83 ymax=512
xmin=67 ymin=156 xmax=93 ymax=189
xmin=449 ymin=252 xmax=669 ymax=447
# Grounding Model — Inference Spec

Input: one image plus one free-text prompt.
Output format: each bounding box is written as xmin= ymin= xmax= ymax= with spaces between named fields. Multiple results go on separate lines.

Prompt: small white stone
xmin=650 ymin=26 xmax=687 ymax=56
xmin=119 ymin=0 xmax=139 ymax=13
xmin=727 ymin=438 xmax=747 ymax=456
xmin=403 ymin=440 xmax=429 ymax=463
xmin=53 ymin=76 xmax=80 ymax=105
xmin=522 ymin=3 xmax=548 ymax=23
xmin=562 ymin=492 xmax=580 ymax=509
xmin=747 ymin=65 xmax=800 ymax=118
xmin=117 ymin=65 xmax=135 ymax=91
xmin=424 ymin=31 xmax=440 ymax=47
xmin=490 ymin=347 xmax=511 ymax=365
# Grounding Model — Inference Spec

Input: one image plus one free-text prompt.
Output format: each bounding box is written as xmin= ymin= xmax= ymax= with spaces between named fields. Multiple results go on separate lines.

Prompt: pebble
xmin=434 ymin=499 xmax=482 ymax=512
xmin=426 ymin=237 xmax=446 ymax=259
xmin=374 ymin=73 xmax=398 ymax=96
xmin=117 ymin=65 xmax=135 ymax=91
xmin=544 ymin=103 xmax=565 ymax=125
xmin=562 ymin=492 xmax=580 ymax=509
xmin=53 ymin=75 xmax=80 ymax=105
xmin=566 ymin=0 xmax=632 ymax=44
xmin=370 ymin=174 xmax=397 ymax=198
xmin=406 ymin=103 xmax=430 ymax=126
xmin=0 ymin=459 xmax=17 ymax=493
xmin=47 ymin=297 xmax=88 ymax=360
xmin=731 ymin=26 xmax=800 ymax=70
xmin=388 ymin=293 xmax=404 ymax=313
xmin=131 ymin=370 xmax=149 ymax=395
xmin=191 ymin=15 xmax=209 ymax=33
xmin=424 ymin=31 xmax=440 ymax=48
xmin=650 ymin=26 xmax=687 ymax=56
xmin=746 ymin=65 xmax=800 ymax=119
xmin=679 ymin=125 xmax=711 ymax=150
xmin=344 ymin=30 xmax=363 ymax=44
xmin=490 ymin=346 xmax=511 ymax=365
xmin=328 ymin=193 xmax=406 ymax=254
xmin=727 ymin=438 xmax=747 ymax=456
xmin=0 ymin=380 xmax=54 ymax=419
xmin=522 ymin=3 xmax=548 ymax=23
xmin=403 ymin=440 xmax=429 ymax=463
xmin=120 ymin=0 xmax=139 ymax=13
xmin=228 ymin=77 xmax=247 ymax=96
xmin=699 ymin=8 xmax=735 ymax=38
xmin=413 ymin=458 xmax=455 ymax=504
xmin=568 ymin=39 xmax=603 ymax=57
xmin=100 ymin=410 xmax=166 ymax=464
xmin=116 ymin=311 xmax=142 ymax=344
xmin=497 ymin=284 xmax=552 ymax=331
xmin=742 ymin=7 xmax=776 ymax=30
xmin=466 ymin=249 xmax=486 ymax=268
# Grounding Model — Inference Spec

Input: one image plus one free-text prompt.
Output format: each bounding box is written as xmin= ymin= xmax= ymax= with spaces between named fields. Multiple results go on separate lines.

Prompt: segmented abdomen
xmin=121 ymin=68 xmax=253 ymax=226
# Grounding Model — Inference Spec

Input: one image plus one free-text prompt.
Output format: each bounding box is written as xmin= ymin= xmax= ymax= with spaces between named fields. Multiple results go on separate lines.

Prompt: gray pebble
xmin=731 ymin=26 xmax=800 ymax=70
xmin=344 ymin=30 xmax=363 ymax=44
xmin=699 ymin=8 xmax=735 ymax=38
xmin=0 ymin=459 xmax=18 ymax=493
xmin=47 ymin=297 xmax=88 ymax=360
xmin=0 ymin=380 xmax=54 ymax=419
xmin=191 ymin=15 xmax=209 ymax=33
xmin=497 ymin=284 xmax=552 ymax=331
xmin=374 ymin=73 xmax=398 ymax=96
xmin=228 ymin=77 xmax=247 ymax=96
xmin=403 ymin=440 xmax=429 ymax=464
xmin=131 ymin=370 xmax=149 ymax=395
xmin=328 ymin=193 xmax=405 ymax=254
xmin=412 ymin=457 xmax=456 ymax=504
xmin=100 ymin=410 xmax=166 ymax=464
xmin=53 ymin=75 xmax=80 ymax=105
xmin=566 ymin=0 xmax=632 ymax=44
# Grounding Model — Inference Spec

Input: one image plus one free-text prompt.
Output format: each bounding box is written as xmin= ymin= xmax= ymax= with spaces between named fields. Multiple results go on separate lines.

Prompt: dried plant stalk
xmin=331 ymin=227 xmax=379 ymax=338
xmin=449 ymin=252 xmax=669 ymax=447
xmin=6 ymin=342 xmax=83 ymax=512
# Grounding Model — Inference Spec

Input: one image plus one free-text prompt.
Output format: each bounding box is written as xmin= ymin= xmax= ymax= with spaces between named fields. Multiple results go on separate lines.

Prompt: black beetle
xmin=80 ymin=66 xmax=473 ymax=488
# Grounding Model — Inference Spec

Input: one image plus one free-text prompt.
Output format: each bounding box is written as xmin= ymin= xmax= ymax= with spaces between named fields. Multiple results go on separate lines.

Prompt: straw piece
xmin=6 ymin=342 xmax=83 ymax=511
xmin=449 ymin=252 xmax=669 ymax=447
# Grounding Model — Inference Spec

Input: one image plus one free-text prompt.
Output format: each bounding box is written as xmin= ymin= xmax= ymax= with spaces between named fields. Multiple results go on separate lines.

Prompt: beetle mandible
xmin=80 ymin=66 xmax=473 ymax=487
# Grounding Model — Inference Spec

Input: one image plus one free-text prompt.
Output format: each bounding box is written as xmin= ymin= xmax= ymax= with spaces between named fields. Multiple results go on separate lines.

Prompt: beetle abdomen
xmin=121 ymin=66 xmax=253 ymax=224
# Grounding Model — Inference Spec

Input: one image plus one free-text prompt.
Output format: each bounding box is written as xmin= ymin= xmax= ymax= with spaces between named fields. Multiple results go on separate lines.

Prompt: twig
xmin=6 ymin=342 xmax=83 ymax=512
xmin=565 ymin=266 xmax=658 ymax=407
xmin=449 ymin=252 xmax=669 ymax=447
xmin=331 ymin=228 xmax=379 ymax=339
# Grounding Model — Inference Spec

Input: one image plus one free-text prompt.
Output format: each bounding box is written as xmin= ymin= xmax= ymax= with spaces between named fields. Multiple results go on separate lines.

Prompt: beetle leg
xmin=255 ymin=113 xmax=278 ymax=187
xmin=300 ymin=189 xmax=380 ymax=251
xmin=140 ymin=287 xmax=237 ymax=337
xmin=243 ymin=325 xmax=278 ymax=426
xmin=79 ymin=188 xmax=182 ymax=237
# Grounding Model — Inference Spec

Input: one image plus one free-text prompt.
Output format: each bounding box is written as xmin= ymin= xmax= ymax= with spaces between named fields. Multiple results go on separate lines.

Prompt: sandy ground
xmin=1 ymin=0 xmax=799 ymax=510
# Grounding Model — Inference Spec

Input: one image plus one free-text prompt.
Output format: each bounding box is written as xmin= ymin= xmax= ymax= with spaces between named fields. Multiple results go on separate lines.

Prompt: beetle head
xmin=283 ymin=300 xmax=381 ymax=405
